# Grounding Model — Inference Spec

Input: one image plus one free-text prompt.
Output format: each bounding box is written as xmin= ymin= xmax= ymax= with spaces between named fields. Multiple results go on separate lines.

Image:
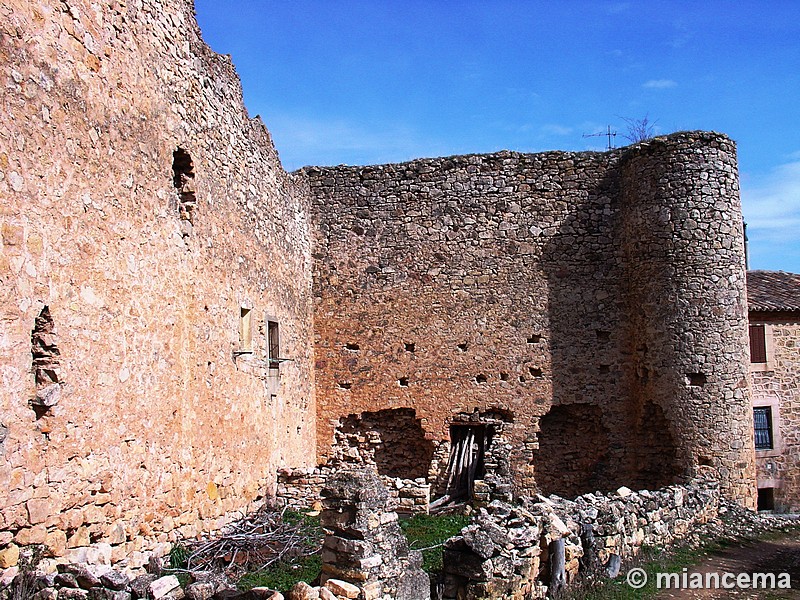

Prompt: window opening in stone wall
xmin=331 ymin=408 xmax=434 ymax=479
xmin=337 ymin=382 xmax=352 ymax=390
xmin=749 ymin=324 xmax=767 ymax=363
xmin=30 ymin=306 xmax=61 ymax=418
xmin=457 ymin=343 xmax=468 ymax=352
xmin=529 ymin=367 xmax=543 ymax=378
xmin=527 ymin=334 xmax=541 ymax=344
xmin=500 ymin=372 xmax=509 ymax=381
xmin=754 ymin=406 xmax=774 ymax=450
xmin=268 ymin=320 xmax=280 ymax=370
xmin=172 ymin=148 xmax=196 ymax=240
xmin=757 ymin=487 xmax=775 ymax=511
xmin=534 ymin=404 xmax=612 ymax=498
xmin=595 ymin=330 xmax=611 ymax=341
xmin=475 ymin=374 xmax=487 ymax=384
xmin=444 ymin=424 xmax=491 ymax=501
xmin=686 ymin=373 xmax=706 ymax=387
xmin=398 ymin=377 xmax=409 ymax=387
xmin=239 ymin=308 xmax=253 ymax=353
xmin=345 ymin=343 xmax=360 ymax=351
xmin=404 ymin=342 xmax=415 ymax=352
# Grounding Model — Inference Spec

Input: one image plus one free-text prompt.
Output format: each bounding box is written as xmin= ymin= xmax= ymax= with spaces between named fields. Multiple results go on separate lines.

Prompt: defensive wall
xmin=0 ymin=0 xmax=315 ymax=565
xmin=306 ymin=133 xmax=755 ymax=507
xmin=0 ymin=0 xmax=757 ymax=572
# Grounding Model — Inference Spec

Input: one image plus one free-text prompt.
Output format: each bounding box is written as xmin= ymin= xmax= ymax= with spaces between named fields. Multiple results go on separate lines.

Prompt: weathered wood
xmin=548 ymin=538 xmax=566 ymax=595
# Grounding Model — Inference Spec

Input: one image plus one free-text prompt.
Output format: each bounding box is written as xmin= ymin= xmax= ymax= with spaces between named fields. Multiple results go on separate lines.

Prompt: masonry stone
xmin=0 ymin=0 xmax=760 ymax=574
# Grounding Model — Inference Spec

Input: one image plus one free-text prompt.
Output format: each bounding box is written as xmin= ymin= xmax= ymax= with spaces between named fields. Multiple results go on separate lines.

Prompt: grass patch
xmin=400 ymin=513 xmax=470 ymax=573
xmin=237 ymin=553 xmax=322 ymax=592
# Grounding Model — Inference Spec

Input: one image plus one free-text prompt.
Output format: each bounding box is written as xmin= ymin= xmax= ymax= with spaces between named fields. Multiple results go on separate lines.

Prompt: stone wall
xmin=305 ymin=132 xmax=755 ymax=507
xmin=750 ymin=316 xmax=800 ymax=512
xmin=442 ymin=480 xmax=721 ymax=599
xmin=277 ymin=467 xmax=431 ymax=516
xmin=0 ymin=0 xmax=315 ymax=566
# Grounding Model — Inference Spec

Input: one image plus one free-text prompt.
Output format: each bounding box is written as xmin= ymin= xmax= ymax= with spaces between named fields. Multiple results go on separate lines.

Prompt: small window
xmin=268 ymin=320 xmax=280 ymax=369
xmin=749 ymin=324 xmax=767 ymax=364
xmin=754 ymin=406 xmax=773 ymax=450
xmin=239 ymin=308 xmax=252 ymax=353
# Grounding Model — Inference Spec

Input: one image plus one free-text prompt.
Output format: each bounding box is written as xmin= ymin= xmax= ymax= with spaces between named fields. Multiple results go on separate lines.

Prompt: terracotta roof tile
xmin=746 ymin=270 xmax=800 ymax=312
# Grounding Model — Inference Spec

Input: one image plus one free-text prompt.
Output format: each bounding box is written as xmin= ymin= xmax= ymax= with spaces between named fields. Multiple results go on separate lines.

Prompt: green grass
xmin=237 ymin=553 xmax=322 ymax=592
xmin=400 ymin=513 xmax=471 ymax=573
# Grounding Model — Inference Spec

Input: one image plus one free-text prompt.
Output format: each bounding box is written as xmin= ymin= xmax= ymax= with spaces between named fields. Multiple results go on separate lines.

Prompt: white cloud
xmin=264 ymin=114 xmax=448 ymax=170
xmin=540 ymin=124 xmax=573 ymax=136
xmin=642 ymin=79 xmax=677 ymax=89
xmin=741 ymin=159 xmax=800 ymax=271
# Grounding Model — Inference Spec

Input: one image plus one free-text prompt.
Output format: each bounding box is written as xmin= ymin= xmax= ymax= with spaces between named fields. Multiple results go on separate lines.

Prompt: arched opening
xmin=534 ymin=403 xmax=612 ymax=498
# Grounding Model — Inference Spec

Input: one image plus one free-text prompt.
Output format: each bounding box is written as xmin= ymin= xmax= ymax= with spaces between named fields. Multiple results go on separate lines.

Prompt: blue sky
xmin=194 ymin=1 xmax=800 ymax=273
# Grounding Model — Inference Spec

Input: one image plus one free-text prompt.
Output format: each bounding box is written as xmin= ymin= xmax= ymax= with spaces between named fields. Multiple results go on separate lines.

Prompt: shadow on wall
xmin=331 ymin=408 xmax=434 ymax=479
xmin=537 ymin=149 xmax=681 ymax=498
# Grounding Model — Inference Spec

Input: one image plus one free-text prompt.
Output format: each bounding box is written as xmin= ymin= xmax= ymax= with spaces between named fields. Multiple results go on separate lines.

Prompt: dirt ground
xmin=654 ymin=532 xmax=800 ymax=599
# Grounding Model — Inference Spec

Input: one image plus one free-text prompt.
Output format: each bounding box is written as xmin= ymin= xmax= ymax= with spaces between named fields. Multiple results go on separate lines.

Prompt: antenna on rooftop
xmin=582 ymin=125 xmax=617 ymax=150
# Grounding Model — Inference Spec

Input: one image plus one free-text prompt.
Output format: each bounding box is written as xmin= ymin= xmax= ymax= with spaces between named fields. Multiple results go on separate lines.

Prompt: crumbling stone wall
xmin=331 ymin=408 xmax=434 ymax=479
xmin=306 ymin=132 xmax=755 ymax=507
xmin=442 ymin=479 xmax=721 ymax=599
xmin=0 ymin=0 xmax=315 ymax=566
xmin=751 ymin=317 xmax=800 ymax=512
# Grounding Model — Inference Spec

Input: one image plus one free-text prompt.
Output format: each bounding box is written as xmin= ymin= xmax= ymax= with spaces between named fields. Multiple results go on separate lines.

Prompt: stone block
xmin=45 ymin=529 xmax=67 ymax=557
xmin=287 ymin=581 xmax=318 ymax=600
xmin=324 ymin=579 xmax=360 ymax=599
xmin=149 ymin=574 xmax=181 ymax=599
xmin=27 ymin=497 xmax=56 ymax=524
xmin=0 ymin=544 xmax=20 ymax=568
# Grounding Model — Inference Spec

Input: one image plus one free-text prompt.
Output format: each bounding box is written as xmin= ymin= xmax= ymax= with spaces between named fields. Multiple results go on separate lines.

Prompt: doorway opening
xmin=443 ymin=424 xmax=492 ymax=501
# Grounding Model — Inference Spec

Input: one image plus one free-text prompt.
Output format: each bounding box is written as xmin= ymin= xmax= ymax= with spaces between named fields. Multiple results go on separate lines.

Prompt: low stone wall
xmin=442 ymin=479 xmax=721 ymax=599
xmin=277 ymin=467 xmax=430 ymax=515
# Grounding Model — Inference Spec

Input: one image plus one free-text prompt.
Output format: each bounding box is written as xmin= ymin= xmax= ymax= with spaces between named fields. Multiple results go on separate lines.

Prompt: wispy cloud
xmin=265 ymin=114 xmax=448 ymax=170
xmin=741 ymin=159 xmax=800 ymax=271
xmin=642 ymin=79 xmax=677 ymax=89
xmin=540 ymin=124 xmax=573 ymax=136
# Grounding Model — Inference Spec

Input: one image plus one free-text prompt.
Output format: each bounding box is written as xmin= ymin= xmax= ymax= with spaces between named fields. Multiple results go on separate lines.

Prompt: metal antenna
xmin=582 ymin=125 xmax=617 ymax=150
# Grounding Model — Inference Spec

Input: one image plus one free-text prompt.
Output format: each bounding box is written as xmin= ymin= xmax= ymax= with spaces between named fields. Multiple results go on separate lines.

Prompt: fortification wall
xmin=306 ymin=132 xmax=755 ymax=507
xmin=0 ymin=0 xmax=315 ymax=565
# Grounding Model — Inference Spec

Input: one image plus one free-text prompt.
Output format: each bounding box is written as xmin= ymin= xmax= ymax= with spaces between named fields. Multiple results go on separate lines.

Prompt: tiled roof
xmin=747 ymin=270 xmax=800 ymax=312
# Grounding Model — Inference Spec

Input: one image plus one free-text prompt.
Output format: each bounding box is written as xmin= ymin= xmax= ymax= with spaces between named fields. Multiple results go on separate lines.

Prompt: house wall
xmin=0 ymin=0 xmax=315 ymax=564
xmin=750 ymin=315 xmax=800 ymax=512
xmin=306 ymin=132 xmax=755 ymax=507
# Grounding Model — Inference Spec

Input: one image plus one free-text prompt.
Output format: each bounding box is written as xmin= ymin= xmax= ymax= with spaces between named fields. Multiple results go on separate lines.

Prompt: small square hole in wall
xmin=519 ymin=375 xmax=527 ymax=383
xmin=500 ymin=372 xmax=509 ymax=381
xmin=337 ymin=382 xmax=352 ymax=390
xmin=529 ymin=367 xmax=543 ymax=378
xmin=404 ymin=343 xmax=415 ymax=352
xmin=475 ymin=374 xmax=487 ymax=384
xmin=596 ymin=330 xmax=611 ymax=341
xmin=345 ymin=343 xmax=360 ymax=351
xmin=687 ymin=373 xmax=706 ymax=387
xmin=457 ymin=343 xmax=468 ymax=352
xmin=527 ymin=334 xmax=541 ymax=344
xmin=599 ymin=365 xmax=610 ymax=374
xmin=398 ymin=377 xmax=409 ymax=387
